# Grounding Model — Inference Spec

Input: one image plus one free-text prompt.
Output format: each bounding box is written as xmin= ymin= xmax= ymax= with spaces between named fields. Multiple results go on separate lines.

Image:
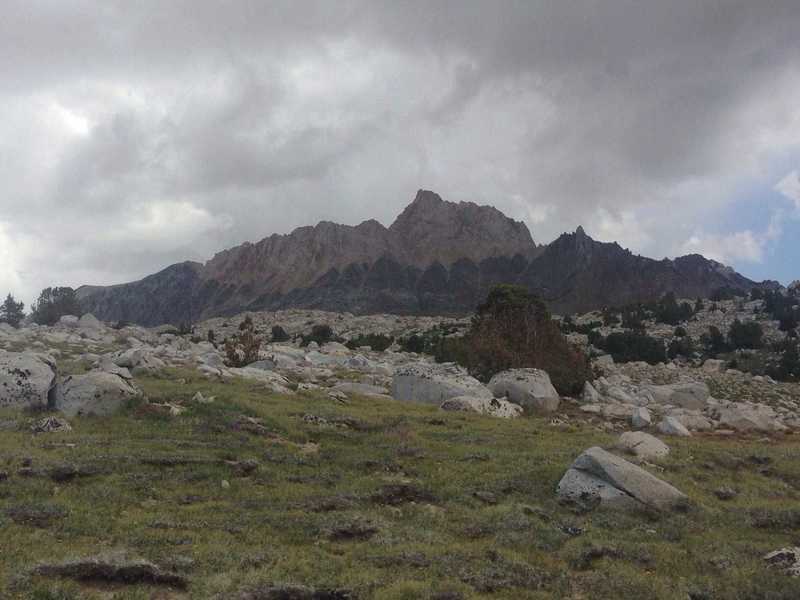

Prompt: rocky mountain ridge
xmin=77 ymin=190 xmax=766 ymax=326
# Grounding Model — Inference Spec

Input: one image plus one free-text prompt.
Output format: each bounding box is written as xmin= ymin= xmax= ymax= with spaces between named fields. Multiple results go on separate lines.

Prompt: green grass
xmin=1 ymin=368 xmax=799 ymax=599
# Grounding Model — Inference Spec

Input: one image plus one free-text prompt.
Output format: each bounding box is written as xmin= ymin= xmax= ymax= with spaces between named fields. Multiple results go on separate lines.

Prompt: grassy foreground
xmin=1 ymin=369 xmax=799 ymax=599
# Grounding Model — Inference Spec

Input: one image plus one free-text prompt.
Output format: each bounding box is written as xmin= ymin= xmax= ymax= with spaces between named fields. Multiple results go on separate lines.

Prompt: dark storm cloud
xmin=1 ymin=1 xmax=800 ymax=301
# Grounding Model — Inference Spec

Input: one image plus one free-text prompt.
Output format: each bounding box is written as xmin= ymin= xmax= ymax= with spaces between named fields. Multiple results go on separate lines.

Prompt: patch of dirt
xmin=369 ymin=484 xmax=437 ymax=506
xmin=32 ymin=555 xmax=188 ymax=589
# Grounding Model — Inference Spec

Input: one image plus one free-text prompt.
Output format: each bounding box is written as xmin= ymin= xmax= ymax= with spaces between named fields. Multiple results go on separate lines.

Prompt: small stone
xmin=631 ymin=407 xmax=652 ymax=429
xmin=713 ymin=486 xmax=738 ymax=501
xmin=221 ymin=480 xmax=230 ymax=489
xmin=657 ymin=416 xmax=691 ymax=437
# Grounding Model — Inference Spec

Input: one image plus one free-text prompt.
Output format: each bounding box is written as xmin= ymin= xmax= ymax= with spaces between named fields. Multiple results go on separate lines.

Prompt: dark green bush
xmin=435 ymin=284 xmax=591 ymax=396
xmin=598 ymin=332 xmax=666 ymax=364
xmin=710 ymin=286 xmax=743 ymax=301
xmin=654 ymin=292 xmax=693 ymax=325
xmin=271 ymin=325 xmax=290 ymax=342
xmin=300 ymin=324 xmax=335 ymax=347
xmin=667 ymin=336 xmax=695 ymax=359
xmin=701 ymin=326 xmax=728 ymax=357
xmin=346 ymin=334 xmax=394 ymax=352
xmin=728 ymin=319 xmax=763 ymax=349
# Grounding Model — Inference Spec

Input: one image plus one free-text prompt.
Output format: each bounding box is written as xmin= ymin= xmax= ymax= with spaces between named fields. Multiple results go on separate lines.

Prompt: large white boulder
xmin=717 ymin=403 xmax=787 ymax=433
xmin=645 ymin=382 xmax=710 ymax=410
xmin=557 ymin=446 xmax=687 ymax=511
xmin=631 ymin=407 xmax=652 ymax=429
xmin=392 ymin=363 xmax=491 ymax=405
xmin=58 ymin=315 xmax=80 ymax=327
xmin=59 ymin=371 xmax=141 ymax=417
xmin=440 ymin=396 xmax=523 ymax=419
xmin=657 ymin=416 xmax=692 ymax=437
xmin=0 ymin=350 xmax=59 ymax=410
xmin=78 ymin=313 xmax=103 ymax=329
xmin=581 ymin=381 xmax=600 ymax=404
xmin=618 ymin=431 xmax=670 ymax=461
xmin=488 ymin=368 xmax=559 ymax=413
xmin=113 ymin=348 xmax=166 ymax=375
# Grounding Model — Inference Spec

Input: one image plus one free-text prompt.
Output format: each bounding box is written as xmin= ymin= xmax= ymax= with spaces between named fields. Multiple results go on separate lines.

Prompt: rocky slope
xmin=77 ymin=190 xmax=763 ymax=326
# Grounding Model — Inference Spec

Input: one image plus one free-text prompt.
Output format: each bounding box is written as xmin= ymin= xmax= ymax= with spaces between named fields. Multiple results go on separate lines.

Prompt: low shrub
xmin=300 ymin=324 xmax=335 ymax=347
xmin=345 ymin=334 xmax=394 ymax=352
xmin=597 ymin=331 xmax=666 ymax=364
xmin=728 ymin=319 xmax=763 ymax=349
xmin=224 ymin=317 xmax=262 ymax=367
xmin=270 ymin=325 xmax=290 ymax=342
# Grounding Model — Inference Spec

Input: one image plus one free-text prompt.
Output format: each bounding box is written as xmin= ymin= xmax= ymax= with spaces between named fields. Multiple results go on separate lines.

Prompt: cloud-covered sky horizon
xmin=2 ymin=0 xmax=799 ymax=306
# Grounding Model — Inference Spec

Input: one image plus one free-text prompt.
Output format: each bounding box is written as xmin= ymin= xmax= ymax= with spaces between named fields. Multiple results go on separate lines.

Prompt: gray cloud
xmin=1 ymin=0 xmax=800 ymax=303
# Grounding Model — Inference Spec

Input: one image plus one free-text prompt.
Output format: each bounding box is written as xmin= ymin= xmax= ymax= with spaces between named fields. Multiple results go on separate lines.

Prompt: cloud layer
xmin=2 ymin=1 xmax=800 ymax=303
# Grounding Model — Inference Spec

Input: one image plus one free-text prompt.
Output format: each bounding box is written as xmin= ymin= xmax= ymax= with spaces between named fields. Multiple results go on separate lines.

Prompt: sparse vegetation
xmin=1 ymin=368 xmax=799 ymax=599
xmin=224 ymin=317 xmax=262 ymax=367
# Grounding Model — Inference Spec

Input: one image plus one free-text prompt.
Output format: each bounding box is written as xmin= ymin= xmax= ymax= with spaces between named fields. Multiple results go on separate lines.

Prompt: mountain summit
xmin=77 ymin=191 xmax=761 ymax=325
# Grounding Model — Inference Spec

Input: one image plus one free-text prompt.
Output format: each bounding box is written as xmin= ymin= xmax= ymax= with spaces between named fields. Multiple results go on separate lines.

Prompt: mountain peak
xmin=411 ymin=189 xmax=444 ymax=206
xmin=390 ymin=190 xmax=536 ymax=266
xmin=77 ymin=189 xmax=760 ymax=325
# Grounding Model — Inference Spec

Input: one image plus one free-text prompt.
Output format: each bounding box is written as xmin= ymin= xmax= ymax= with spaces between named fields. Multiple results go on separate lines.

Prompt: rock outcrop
xmin=488 ymin=368 xmax=560 ymax=413
xmin=440 ymin=395 xmax=523 ymax=418
xmin=0 ymin=350 xmax=59 ymax=410
xmin=392 ymin=363 xmax=491 ymax=405
xmin=59 ymin=372 xmax=141 ymax=417
xmin=557 ymin=446 xmax=687 ymax=512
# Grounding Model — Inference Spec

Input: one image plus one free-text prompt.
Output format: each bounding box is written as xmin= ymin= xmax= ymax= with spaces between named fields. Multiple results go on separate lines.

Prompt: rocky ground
xmin=1 ymin=310 xmax=799 ymax=598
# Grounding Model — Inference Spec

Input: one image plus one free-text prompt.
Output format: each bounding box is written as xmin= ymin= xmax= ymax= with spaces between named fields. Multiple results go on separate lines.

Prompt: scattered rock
xmin=30 ymin=416 xmax=72 ymax=434
xmin=717 ymin=403 xmax=787 ymax=433
xmin=192 ymin=391 xmax=215 ymax=404
xmin=392 ymin=363 xmax=491 ymax=404
xmin=713 ymin=486 xmax=738 ymax=501
xmin=763 ymin=547 xmax=800 ymax=577
xmin=488 ymin=369 xmax=560 ymax=413
xmin=440 ymin=395 xmax=523 ymax=418
xmin=557 ymin=446 xmax=688 ymax=512
xmin=631 ymin=407 xmax=652 ymax=429
xmin=617 ymin=431 xmax=670 ymax=461
xmin=0 ymin=350 xmax=59 ymax=410
xmin=59 ymin=371 xmax=141 ymax=417
xmin=657 ymin=416 xmax=691 ymax=437
xmin=581 ymin=381 xmax=600 ymax=404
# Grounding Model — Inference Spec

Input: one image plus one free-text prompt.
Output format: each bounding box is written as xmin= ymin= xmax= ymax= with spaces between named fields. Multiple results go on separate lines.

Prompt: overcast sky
xmin=2 ymin=1 xmax=799 ymax=305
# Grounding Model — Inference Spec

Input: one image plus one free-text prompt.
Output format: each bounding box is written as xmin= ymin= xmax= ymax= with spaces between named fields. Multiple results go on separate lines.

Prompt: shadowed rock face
xmin=77 ymin=190 xmax=764 ymax=326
